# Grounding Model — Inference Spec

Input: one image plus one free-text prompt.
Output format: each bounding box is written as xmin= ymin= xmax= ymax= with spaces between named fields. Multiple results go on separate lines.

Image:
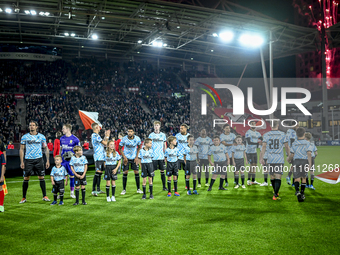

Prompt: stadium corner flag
xmin=315 ymin=169 xmax=340 ymax=184
xmin=79 ymin=110 xmax=102 ymax=130
xmin=3 ymin=178 xmax=7 ymax=196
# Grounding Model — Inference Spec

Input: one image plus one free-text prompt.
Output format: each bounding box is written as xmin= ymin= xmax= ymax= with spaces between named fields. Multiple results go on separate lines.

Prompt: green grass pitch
xmin=2 ymin=146 xmax=340 ymax=254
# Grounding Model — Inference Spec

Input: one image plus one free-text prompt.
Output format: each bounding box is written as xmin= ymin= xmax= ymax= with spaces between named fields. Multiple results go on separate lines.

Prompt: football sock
xmin=70 ymin=177 xmax=75 ymax=191
xmin=112 ymin=186 xmax=116 ymax=196
xmin=311 ymin=174 xmax=314 ymax=185
xmin=174 ymin=180 xmax=178 ymax=192
xmin=241 ymin=174 xmax=245 ymax=185
xmin=150 ymin=184 xmax=153 ymax=195
xmin=92 ymin=174 xmax=97 ymax=192
xmin=123 ymin=174 xmax=128 ymax=190
xmin=81 ymin=189 xmax=86 ymax=203
xmin=97 ymin=173 xmax=102 ymax=191
xmin=23 ymin=180 xmax=29 ymax=198
xmin=75 ymin=189 xmax=79 ymax=203
xmin=205 ymin=169 xmax=210 ymax=182
xmin=293 ymin=178 xmax=295 ymax=183
xmin=161 ymin=172 xmax=166 ymax=188
xmin=264 ymin=173 xmax=268 ymax=183
xmin=106 ymin=185 xmax=110 ymax=197
xmin=270 ymin=179 xmax=275 ymax=188
xmin=186 ymin=179 xmax=190 ymax=190
xmin=294 ymin=182 xmax=300 ymax=193
xmin=209 ymin=179 xmax=216 ymax=188
xmin=225 ymin=173 xmax=228 ymax=184
xmin=206 ymin=177 xmax=209 ymax=184
xmin=248 ymin=173 xmax=251 ymax=181
xmin=0 ymin=190 xmax=4 ymax=206
xmin=274 ymin=179 xmax=281 ymax=195
xmin=135 ymin=174 xmax=140 ymax=190
xmin=306 ymin=177 xmax=309 ymax=186
xmin=198 ymin=178 xmax=201 ymax=185
xmin=193 ymin=179 xmax=197 ymax=190
xmin=167 ymin=180 xmax=171 ymax=192
xmin=142 ymin=185 xmax=146 ymax=195
xmin=60 ymin=193 xmax=64 ymax=202
xmin=251 ymin=174 xmax=255 ymax=183
xmin=39 ymin=179 xmax=47 ymax=197
xmin=53 ymin=194 xmax=57 ymax=201
xmin=219 ymin=178 xmax=224 ymax=188
xmin=235 ymin=174 xmax=239 ymax=185
xmin=301 ymin=183 xmax=306 ymax=194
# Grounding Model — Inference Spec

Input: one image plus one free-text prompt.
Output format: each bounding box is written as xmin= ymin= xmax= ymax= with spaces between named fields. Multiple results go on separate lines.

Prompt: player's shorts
xmin=178 ymin=159 xmax=186 ymax=170
xmin=23 ymin=157 xmax=45 ymax=177
xmin=199 ymin=159 xmax=209 ymax=167
xmin=104 ymin=165 xmax=118 ymax=181
xmin=166 ymin=161 xmax=178 ymax=177
xmin=95 ymin=160 xmax=105 ymax=172
xmin=141 ymin=163 xmax=154 ymax=178
xmin=123 ymin=159 xmax=138 ymax=171
xmin=247 ymin=153 xmax=257 ymax=164
xmin=52 ymin=180 xmax=65 ymax=194
xmin=292 ymin=159 xmax=309 ymax=179
xmin=212 ymin=161 xmax=228 ymax=176
xmin=268 ymin=163 xmax=284 ymax=175
xmin=74 ymin=172 xmax=87 ymax=186
xmin=61 ymin=161 xmax=73 ymax=176
xmin=153 ymin=160 xmax=165 ymax=171
xmin=185 ymin=160 xmax=198 ymax=175
xmin=234 ymin=158 xmax=245 ymax=172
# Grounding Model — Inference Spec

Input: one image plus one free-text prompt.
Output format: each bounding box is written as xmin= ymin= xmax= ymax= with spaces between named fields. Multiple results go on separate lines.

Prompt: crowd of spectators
xmin=0 ymin=60 xmax=69 ymax=93
xmin=0 ymin=95 xmax=20 ymax=145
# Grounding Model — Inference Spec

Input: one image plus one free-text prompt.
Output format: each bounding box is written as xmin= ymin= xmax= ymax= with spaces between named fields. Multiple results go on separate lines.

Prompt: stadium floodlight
xmin=45 ymin=12 xmax=50 ymax=16
xmin=30 ymin=10 xmax=36 ymax=15
xmin=239 ymin=33 xmax=264 ymax=48
xmin=137 ymin=40 xmax=142 ymax=44
xmin=24 ymin=10 xmax=30 ymax=14
xmin=212 ymin=33 xmax=218 ymax=37
xmin=219 ymin=31 xmax=234 ymax=42
xmin=152 ymin=41 xmax=163 ymax=47
xmin=71 ymin=33 xmax=75 ymax=37
xmin=5 ymin=8 xmax=12 ymax=13
xmin=64 ymin=33 xmax=69 ymax=36
xmin=163 ymin=43 xmax=167 ymax=47
xmin=0 ymin=8 xmax=2 ymax=13
xmin=92 ymin=34 xmax=98 ymax=40
xmin=101 ymin=16 xmax=105 ymax=19
xmin=39 ymin=12 xmax=44 ymax=15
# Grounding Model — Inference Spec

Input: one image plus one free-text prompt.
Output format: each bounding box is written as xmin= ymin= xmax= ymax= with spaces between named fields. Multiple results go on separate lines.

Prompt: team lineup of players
xmin=13 ymin=118 xmax=317 ymax=209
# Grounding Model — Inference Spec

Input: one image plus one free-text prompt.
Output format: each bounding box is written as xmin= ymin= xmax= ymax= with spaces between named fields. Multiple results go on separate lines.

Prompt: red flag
xmin=315 ymin=169 xmax=340 ymax=184
xmin=79 ymin=110 xmax=102 ymax=130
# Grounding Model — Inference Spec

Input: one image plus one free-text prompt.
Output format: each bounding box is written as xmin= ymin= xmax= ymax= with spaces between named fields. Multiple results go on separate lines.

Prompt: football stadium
xmin=0 ymin=0 xmax=340 ymax=254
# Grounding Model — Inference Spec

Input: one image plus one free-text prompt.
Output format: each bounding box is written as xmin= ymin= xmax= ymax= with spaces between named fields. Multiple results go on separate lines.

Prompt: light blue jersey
xmin=175 ymin=132 xmax=190 ymax=160
xmin=91 ymin=133 xmax=105 ymax=161
xmin=290 ymin=139 xmax=313 ymax=160
xmin=21 ymin=133 xmax=47 ymax=159
xmin=164 ymin=147 xmax=180 ymax=163
xmin=194 ymin=136 xmax=212 ymax=159
xmin=309 ymin=141 xmax=317 ymax=157
xmin=50 ymin=166 xmax=68 ymax=182
xmin=286 ymin=129 xmax=297 ymax=148
xmin=149 ymin=132 xmax=166 ymax=160
xmin=208 ymin=144 xmax=228 ymax=162
xmin=183 ymin=145 xmax=199 ymax=161
xmin=105 ymin=152 xmax=121 ymax=166
xmin=69 ymin=155 xmax=88 ymax=173
xmin=263 ymin=130 xmax=288 ymax=164
xmin=220 ymin=132 xmax=236 ymax=157
xmin=245 ymin=129 xmax=262 ymax=154
xmin=232 ymin=144 xmax=246 ymax=159
xmin=119 ymin=135 xmax=141 ymax=159
xmin=138 ymin=148 xmax=154 ymax=164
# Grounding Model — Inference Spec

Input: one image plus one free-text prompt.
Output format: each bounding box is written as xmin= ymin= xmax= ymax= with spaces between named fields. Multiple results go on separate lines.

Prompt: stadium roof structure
xmin=0 ymin=0 xmax=320 ymax=65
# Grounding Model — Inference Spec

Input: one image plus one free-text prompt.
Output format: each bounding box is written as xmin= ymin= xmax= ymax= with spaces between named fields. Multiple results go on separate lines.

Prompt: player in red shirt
xmin=115 ymin=133 xmax=124 ymax=174
xmin=53 ymin=131 xmax=62 ymax=157
xmin=0 ymin=150 xmax=6 ymax=212
xmin=83 ymin=140 xmax=89 ymax=150
xmin=47 ymin=139 xmax=53 ymax=151
xmin=7 ymin=141 xmax=14 ymax=150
